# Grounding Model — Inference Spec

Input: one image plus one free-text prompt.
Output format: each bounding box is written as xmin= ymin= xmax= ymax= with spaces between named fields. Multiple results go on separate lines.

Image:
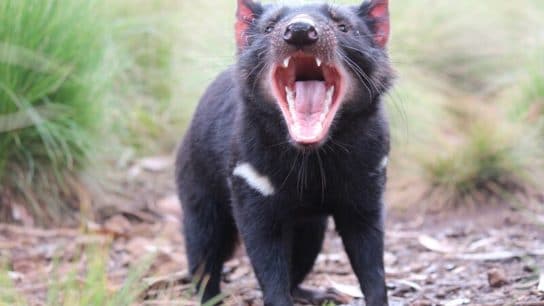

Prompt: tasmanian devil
xmin=176 ymin=0 xmax=394 ymax=305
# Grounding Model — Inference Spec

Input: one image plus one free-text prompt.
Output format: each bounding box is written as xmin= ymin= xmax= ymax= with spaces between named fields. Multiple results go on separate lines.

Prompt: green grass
xmin=386 ymin=0 xmax=544 ymax=206
xmin=103 ymin=0 xmax=186 ymax=154
xmin=0 ymin=246 xmax=152 ymax=306
xmin=514 ymin=52 xmax=544 ymax=126
xmin=0 ymin=242 xmax=232 ymax=306
xmin=0 ymin=0 xmax=109 ymax=223
xmin=0 ymin=0 xmax=191 ymax=223
xmin=421 ymin=117 xmax=539 ymax=206
xmin=389 ymin=1 xmax=521 ymax=94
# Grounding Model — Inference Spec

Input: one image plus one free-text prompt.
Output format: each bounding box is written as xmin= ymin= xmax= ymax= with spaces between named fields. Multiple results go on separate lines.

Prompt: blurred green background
xmin=0 ymin=0 xmax=543 ymax=223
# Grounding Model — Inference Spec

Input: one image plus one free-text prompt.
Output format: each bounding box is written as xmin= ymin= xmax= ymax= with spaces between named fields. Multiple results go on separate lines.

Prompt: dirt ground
xmin=2 ymin=160 xmax=544 ymax=306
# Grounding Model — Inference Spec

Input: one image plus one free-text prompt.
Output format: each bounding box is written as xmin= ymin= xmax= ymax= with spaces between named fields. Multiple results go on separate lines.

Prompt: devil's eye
xmin=265 ymin=25 xmax=274 ymax=33
xmin=338 ymin=24 xmax=348 ymax=32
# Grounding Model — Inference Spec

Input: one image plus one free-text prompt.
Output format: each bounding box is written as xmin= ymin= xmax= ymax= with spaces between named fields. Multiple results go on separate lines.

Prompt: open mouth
xmin=271 ymin=53 xmax=344 ymax=145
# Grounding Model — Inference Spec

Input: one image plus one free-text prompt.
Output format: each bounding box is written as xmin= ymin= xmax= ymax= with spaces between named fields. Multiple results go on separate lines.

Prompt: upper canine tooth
xmin=283 ymin=57 xmax=291 ymax=68
xmin=316 ymin=58 xmax=322 ymax=67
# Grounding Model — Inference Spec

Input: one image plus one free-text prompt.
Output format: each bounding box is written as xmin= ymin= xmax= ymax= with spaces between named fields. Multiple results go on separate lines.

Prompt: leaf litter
xmin=1 ymin=158 xmax=543 ymax=306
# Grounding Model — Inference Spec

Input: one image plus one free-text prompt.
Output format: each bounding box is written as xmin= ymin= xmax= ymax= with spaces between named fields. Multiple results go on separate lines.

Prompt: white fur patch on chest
xmin=233 ymin=163 xmax=275 ymax=197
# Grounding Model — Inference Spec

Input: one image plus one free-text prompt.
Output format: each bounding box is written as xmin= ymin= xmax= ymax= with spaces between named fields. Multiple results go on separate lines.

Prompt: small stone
xmin=487 ymin=268 xmax=507 ymax=288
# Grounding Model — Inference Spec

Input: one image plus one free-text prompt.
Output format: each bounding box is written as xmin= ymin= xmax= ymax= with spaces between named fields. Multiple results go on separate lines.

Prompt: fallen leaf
xmin=456 ymin=249 xmax=544 ymax=261
xmin=103 ymin=215 xmax=132 ymax=236
xmin=127 ymin=165 xmax=142 ymax=178
xmin=316 ymin=253 xmax=344 ymax=263
xmin=467 ymin=237 xmax=497 ymax=251
xmin=138 ymin=156 xmax=172 ymax=172
xmin=444 ymin=298 xmax=470 ymax=306
xmin=410 ymin=299 xmax=433 ymax=306
xmin=126 ymin=237 xmax=157 ymax=256
xmin=397 ymin=279 xmax=422 ymax=291
xmin=86 ymin=221 xmax=102 ymax=232
xmin=11 ymin=203 xmax=34 ymax=227
xmin=143 ymin=271 xmax=191 ymax=290
xmin=8 ymin=271 xmax=24 ymax=281
xmin=418 ymin=235 xmax=454 ymax=253
xmin=155 ymin=194 xmax=181 ymax=217
xmin=384 ymin=251 xmax=397 ymax=265
xmin=328 ymin=280 xmax=363 ymax=298
xmin=227 ymin=266 xmax=251 ymax=282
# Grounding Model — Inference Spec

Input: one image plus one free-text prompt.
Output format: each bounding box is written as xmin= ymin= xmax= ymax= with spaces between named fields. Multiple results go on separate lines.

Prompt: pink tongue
xmin=290 ymin=81 xmax=328 ymax=142
xmin=294 ymin=81 xmax=327 ymax=120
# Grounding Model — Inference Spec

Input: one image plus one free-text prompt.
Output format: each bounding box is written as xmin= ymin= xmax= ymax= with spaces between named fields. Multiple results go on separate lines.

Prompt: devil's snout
xmin=283 ymin=16 xmax=319 ymax=47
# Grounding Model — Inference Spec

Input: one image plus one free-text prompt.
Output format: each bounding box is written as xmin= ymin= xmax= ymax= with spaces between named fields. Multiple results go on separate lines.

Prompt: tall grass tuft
xmin=517 ymin=52 xmax=544 ymax=127
xmin=389 ymin=0 xmax=527 ymax=94
xmin=421 ymin=114 xmax=541 ymax=208
xmin=103 ymin=0 xmax=179 ymax=154
xmin=0 ymin=0 xmax=107 ymax=224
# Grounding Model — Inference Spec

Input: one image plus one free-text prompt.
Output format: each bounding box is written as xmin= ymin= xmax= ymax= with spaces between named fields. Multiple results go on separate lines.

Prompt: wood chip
xmin=487 ymin=268 xmax=507 ymax=288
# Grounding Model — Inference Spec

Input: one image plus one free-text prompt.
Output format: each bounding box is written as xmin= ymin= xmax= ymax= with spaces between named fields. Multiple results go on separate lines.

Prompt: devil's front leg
xmin=332 ymin=179 xmax=389 ymax=306
xmin=335 ymin=208 xmax=387 ymax=306
xmin=231 ymin=187 xmax=294 ymax=306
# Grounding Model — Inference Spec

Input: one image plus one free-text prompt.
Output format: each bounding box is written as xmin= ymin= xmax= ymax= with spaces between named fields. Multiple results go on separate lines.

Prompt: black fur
xmin=176 ymin=2 xmax=394 ymax=306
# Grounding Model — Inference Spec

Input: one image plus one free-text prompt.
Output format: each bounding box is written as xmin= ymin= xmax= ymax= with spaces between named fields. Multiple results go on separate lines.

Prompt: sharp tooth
xmin=316 ymin=58 xmax=322 ymax=67
xmin=320 ymin=113 xmax=326 ymax=122
xmin=325 ymin=86 xmax=334 ymax=107
xmin=285 ymin=86 xmax=295 ymax=104
xmin=286 ymin=86 xmax=296 ymax=117
xmin=283 ymin=57 xmax=291 ymax=68
xmin=316 ymin=122 xmax=323 ymax=131
xmin=293 ymin=124 xmax=302 ymax=135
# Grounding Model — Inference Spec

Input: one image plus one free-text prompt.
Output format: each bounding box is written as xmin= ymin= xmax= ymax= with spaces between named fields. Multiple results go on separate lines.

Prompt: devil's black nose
xmin=283 ymin=22 xmax=319 ymax=47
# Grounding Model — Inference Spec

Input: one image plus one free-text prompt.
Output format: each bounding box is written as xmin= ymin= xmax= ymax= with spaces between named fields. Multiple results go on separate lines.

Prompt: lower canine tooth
xmin=316 ymin=58 xmax=322 ymax=67
xmin=325 ymin=86 xmax=334 ymax=107
xmin=286 ymin=87 xmax=295 ymax=104
xmin=286 ymin=87 xmax=296 ymax=116
xmin=316 ymin=122 xmax=323 ymax=131
xmin=320 ymin=113 xmax=326 ymax=122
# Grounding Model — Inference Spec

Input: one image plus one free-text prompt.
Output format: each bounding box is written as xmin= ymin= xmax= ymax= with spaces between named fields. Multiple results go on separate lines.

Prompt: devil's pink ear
xmin=235 ymin=0 xmax=262 ymax=50
xmin=359 ymin=0 xmax=390 ymax=48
